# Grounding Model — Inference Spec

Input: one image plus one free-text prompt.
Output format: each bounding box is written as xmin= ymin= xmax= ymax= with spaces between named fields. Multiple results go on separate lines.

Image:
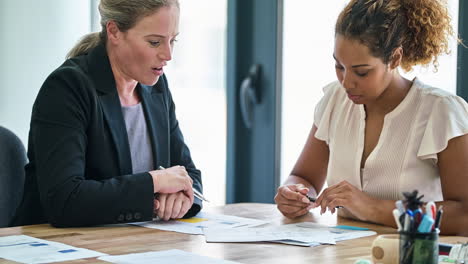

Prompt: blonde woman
xmin=12 ymin=0 xmax=203 ymax=227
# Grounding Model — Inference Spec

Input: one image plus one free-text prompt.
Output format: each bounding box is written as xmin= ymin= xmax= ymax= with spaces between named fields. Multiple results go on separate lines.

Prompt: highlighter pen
xmin=417 ymin=214 xmax=435 ymax=233
xmin=306 ymin=195 xmax=343 ymax=209
xmin=157 ymin=166 xmax=209 ymax=202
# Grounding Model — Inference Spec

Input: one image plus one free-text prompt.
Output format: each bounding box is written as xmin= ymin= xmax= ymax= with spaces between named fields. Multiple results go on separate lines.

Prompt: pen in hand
xmin=306 ymin=194 xmax=343 ymax=209
xmin=157 ymin=166 xmax=209 ymax=202
xmin=306 ymin=195 xmax=317 ymax=203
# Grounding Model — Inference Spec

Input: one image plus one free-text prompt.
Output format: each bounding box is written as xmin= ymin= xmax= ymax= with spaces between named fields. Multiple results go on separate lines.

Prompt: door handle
xmin=239 ymin=64 xmax=261 ymax=129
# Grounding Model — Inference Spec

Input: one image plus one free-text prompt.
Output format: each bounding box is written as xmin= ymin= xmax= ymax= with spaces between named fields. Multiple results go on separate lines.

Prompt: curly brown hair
xmin=335 ymin=0 xmax=456 ymax=72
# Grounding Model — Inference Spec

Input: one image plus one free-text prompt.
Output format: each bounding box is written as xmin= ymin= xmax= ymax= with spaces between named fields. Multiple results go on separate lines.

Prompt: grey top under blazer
xmin=11 ymin=43 xmax=202 ymax=227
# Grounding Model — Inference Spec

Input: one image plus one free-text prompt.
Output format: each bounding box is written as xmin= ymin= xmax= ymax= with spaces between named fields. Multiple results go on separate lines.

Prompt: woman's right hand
xmin=149 ymin=166 xmax=194 ymax=202
xmin=274 ymin=184 xmax=314 ymax=218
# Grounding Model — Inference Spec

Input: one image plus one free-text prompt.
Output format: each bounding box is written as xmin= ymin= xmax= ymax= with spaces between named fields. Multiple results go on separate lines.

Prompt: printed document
xmin=132 ymin=212 xmax=267 ymax=235
xmin=0 ymin=235 xmax=106 ymax=264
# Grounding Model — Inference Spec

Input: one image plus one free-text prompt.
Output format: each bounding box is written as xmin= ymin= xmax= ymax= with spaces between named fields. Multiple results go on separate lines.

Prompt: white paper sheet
xmin=0 ymin=235 xmax=106 ymax=264
xmin=98 ymin=249 xmax=241 ymax=264
xmin=132 ymin=212 xmax=267 ymax=235
xmin=203 ymin=224 xmax=336 ymax=245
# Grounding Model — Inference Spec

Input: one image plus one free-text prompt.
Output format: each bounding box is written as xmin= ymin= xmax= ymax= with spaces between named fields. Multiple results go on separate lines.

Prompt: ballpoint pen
xmin=412 ymin=208 xmax=423 ymax=226
xmin=404 ymin=210 xmax=414 ymax=232
xmin=306 ymin=195 xmax=343 ymax=209
xmin=306 ymin=195 xmax=316 ymax=202
xmin=434 ymin=205 xmax=443 ymax=230
xmin=157 ymin=166 xmax=209 ymax=202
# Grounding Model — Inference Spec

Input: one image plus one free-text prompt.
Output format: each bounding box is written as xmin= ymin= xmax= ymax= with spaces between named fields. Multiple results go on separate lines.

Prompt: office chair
xmin=0 ymin=126 xmax=27 ymax=227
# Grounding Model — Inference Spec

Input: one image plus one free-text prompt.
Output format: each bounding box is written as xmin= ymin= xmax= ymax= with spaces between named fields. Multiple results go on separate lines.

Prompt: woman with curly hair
xmin=275 ymin=0 xmax=468 ymax=235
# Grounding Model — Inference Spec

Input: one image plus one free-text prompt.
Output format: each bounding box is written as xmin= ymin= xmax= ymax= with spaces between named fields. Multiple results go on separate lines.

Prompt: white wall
xmin=0 ymin=1 xmax=91 ymax=145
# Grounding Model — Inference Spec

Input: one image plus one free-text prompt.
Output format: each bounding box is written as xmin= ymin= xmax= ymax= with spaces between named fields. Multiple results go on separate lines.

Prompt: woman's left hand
xmin=313 ymin=180 xmax=377 ymax=221
xmin=155 ymin=192 xmax=192 ymax=221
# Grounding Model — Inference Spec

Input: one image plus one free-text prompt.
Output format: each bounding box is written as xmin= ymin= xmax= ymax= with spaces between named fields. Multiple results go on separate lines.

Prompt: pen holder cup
xmin=399 ymin=230 xmax=439 ymax=264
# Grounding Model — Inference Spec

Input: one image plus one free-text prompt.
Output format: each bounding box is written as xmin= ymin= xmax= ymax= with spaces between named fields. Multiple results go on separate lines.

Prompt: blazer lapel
xmin=139 ymin=84 xmax=169 ymax=168
xmin=100 ymin=93 xmax=133 ymax=175
xmin=87 ymin=43 xmax=132 ymax=175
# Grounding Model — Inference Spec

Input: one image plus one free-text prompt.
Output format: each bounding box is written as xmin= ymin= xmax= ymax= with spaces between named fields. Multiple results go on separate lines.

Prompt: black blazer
xmin=11 ymin=43 xmax=202 ymax=227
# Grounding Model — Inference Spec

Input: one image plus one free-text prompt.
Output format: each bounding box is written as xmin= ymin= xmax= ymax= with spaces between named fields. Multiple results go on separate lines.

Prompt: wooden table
xmin=0 ymin=203 xmax=466 ymax=264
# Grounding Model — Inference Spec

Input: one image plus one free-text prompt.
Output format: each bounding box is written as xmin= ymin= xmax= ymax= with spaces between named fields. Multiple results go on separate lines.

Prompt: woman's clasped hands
xmin=150 ymin=165 xmax=194 ymax=220
xmin=275 ymin=181 xmax=378 ymax=221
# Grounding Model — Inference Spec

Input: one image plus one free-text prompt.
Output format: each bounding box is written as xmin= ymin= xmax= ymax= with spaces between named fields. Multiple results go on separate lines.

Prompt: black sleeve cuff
xmin=183 ymin=197 xmax=202 ymax=218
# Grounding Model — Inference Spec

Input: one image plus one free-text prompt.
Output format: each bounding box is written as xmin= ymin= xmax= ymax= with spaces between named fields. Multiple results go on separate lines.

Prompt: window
xmin=164 ymin=0 xmax=228 ymax=205
xmin=281 ymin=1 xmax=348 ymax=183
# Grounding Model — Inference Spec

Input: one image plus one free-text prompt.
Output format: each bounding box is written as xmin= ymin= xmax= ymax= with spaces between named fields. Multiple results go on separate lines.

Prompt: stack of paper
xmin=132 ymin=211 xmax=376 ymax=247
